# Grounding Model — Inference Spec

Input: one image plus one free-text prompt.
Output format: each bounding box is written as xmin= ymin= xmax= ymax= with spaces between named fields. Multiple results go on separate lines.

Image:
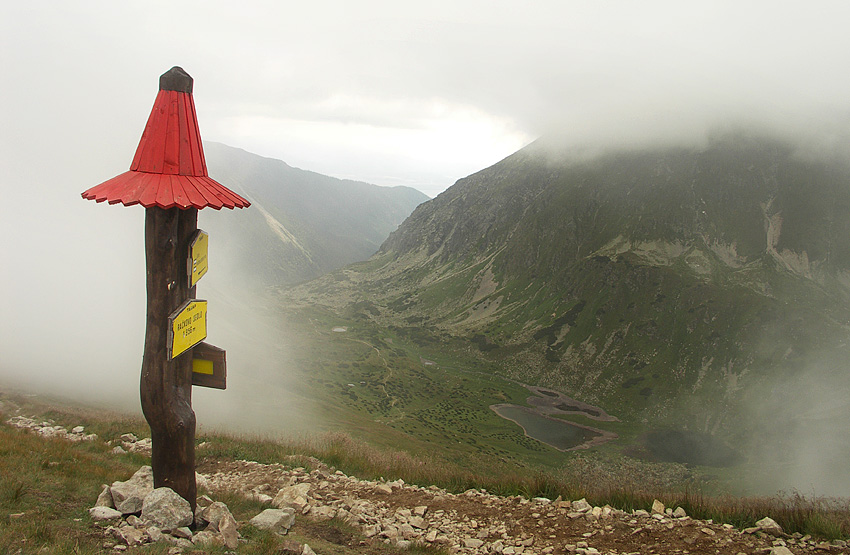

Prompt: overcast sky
xmin=5 ymin=1 xmax=850 ymax=198
xmin=4 ymin=1 xmax=850 ymax=419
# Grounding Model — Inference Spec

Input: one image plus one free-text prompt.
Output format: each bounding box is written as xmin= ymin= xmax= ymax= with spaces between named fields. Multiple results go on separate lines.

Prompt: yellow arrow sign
xmin=167 ymin=299 xmax=207 ymax=360
xmin=189 ymin=230 xmax=209 ymax=287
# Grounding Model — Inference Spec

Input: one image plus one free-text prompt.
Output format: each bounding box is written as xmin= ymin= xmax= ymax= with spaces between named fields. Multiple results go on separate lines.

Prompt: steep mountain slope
xmin=201 ymin=142 xmax=428 ymax=286
xmin=290 ymin=132 xmax=850 ymax=454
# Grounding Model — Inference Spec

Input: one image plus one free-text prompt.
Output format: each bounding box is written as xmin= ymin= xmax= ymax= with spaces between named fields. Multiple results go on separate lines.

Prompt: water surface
xmin=492 ymin=404 xmax=601 ymax=451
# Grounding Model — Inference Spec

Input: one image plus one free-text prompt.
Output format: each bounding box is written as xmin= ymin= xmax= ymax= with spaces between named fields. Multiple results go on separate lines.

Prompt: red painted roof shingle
xmin=82 ymin=67 xmax=249 ymax=210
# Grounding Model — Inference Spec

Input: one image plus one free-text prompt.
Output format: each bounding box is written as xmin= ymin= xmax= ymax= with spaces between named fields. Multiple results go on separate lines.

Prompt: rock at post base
xmin=141 ymin=487 xmax=193 ymax=530
xmin=110 ymin=466 xmax=153 ymax=515
xmin=89 ymin=506 xmax=123 ymax=521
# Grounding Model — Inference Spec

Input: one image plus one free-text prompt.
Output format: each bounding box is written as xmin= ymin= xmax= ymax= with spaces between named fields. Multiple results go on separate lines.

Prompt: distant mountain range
xmin=288 ymin=131 xmax=850 ymax=457
xmin=201 ymin=142 xmax=428 ymax=287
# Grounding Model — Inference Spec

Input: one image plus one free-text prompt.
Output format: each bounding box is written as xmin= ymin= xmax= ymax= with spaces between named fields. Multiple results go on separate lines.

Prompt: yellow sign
xmin=192 ymin=342 xmax=226 ymax=389
xmin=193 ymin=358 xmax=214 ymax=375
xmin=189 ymin=230 xmax=209 ymax=287
xmin=167 ymin=300 xmax=207 ymax=359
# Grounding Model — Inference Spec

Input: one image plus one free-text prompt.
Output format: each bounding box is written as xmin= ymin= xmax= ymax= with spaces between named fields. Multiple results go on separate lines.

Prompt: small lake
xmin=643 ymin=429 xmax=742 ymax=467
xmin=492 ymin=405 xmax=601 ymax=451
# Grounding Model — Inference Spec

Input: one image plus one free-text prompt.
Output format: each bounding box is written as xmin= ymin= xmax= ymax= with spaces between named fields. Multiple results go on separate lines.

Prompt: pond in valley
xmin=491 ymin=404 xmax=602 ymax=451
xmin=643 ymin=429 xmax=742 ymax=467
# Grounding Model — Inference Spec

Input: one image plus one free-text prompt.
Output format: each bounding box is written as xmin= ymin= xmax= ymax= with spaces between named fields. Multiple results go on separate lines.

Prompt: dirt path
xmin=198 ymin=458 xmax=849 ymax=555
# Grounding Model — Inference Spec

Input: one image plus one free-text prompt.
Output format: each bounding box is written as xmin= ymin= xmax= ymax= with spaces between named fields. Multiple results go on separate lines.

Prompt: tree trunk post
xmin=140 ymin=206 xmax=198 ymax=511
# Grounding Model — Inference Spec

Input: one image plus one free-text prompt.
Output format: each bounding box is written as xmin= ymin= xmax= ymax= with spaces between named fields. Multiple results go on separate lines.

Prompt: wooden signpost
xmin=168 ymin=299 xmax=208 ymax=360
xmin=81 ymin=67 xmax=249 ymax=510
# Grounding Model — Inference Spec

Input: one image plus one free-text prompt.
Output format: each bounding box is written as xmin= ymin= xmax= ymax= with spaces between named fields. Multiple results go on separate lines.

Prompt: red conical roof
xmin=82 ymin=67 xmax=250 ymax=210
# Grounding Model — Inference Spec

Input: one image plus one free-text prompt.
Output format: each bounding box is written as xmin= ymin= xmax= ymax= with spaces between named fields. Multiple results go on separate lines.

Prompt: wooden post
xmin=81 ymin=66 xmax=249 ymax=513
xmin=140 ymin=206 xmax=198 ymax=511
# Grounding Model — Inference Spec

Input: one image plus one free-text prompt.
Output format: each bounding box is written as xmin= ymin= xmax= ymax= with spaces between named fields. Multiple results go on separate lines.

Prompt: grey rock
xmin=770 ymin=548 xmax=794 ymax=555
xmin=201 ymin=501 xmax=234 ymax=531
xmin=400 ymin=523 xmax=418 ymax=540
xmin=89 ymin=506 xmax=123 ymax=521
xmin=273 ymin=483 xmax=311 ymax=509
xmin=170 ymin=526 xmax=193 ymax=540
xmin=147 ymin=526 xmax=164 ymax=542
xmin=571 ymin=498 xmax=592 ymax=513
xmin=302 ymin=544 xmax=317 ymax=555
xmin=651 ymin=499 xmax=665 ymax=514
xmin=312 ymin=505 xmax=337 ymax=519
xmin=756 ymin=516 xmax=785 ymax=537
xmin=95 ymin=485 xmax=114 ymax=508
xmin=219 ymin=512 xmax=239 ymax=549
xmin=192 ymin=530 xmax=222 ymax=546
xmin=250 ymin=508 xmax=296 ymax=535
xmin=113 ymin=525 xmax=147 ymax=546
xmin=673 ymin=506 xmax=687 ymax=518
xmin=110 ymin=466 xmax=153 ymax=515
xmin=141 ymin=487 xmax=193 ymax=530
xmin=374 ymin=483 xmax=393 ymax=494
xmin=167 ymin=537 xmax=194 ymax=549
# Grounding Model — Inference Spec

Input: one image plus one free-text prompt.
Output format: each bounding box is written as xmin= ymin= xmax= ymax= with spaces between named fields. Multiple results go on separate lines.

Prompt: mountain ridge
xmin=283 ymin=131 xmax=850 ymax=473
xmin=202 ymin=141 xmax=429 ymax=286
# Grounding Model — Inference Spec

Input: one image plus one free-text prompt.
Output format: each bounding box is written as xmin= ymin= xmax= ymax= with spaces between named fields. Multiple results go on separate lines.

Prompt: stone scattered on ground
xmin=7 ymin=414 xmax=850 ymax=555
xmin=5 ymin=415 xmax=98 ymax=442
xmin=198 ymin=458 xmax=850 ymax=555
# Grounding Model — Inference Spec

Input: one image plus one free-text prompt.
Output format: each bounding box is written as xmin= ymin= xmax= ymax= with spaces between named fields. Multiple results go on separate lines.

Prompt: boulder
xmin=250 ymin=508 xmax=296 ymax=535
xmin=202 ymin=501 xmax=237 ymax=534
xmin=756 ymin=516 xmax=785 ymax=537
xmin=192 ymin=530 xmax=223 ymax=546
xmin=219 ymin=512 xmax=240 ymax=549
xmin=651 ymin=499 xmax=665 ymax=515
xmin=571 ymin=498 xmax=592 ymax=513
xmin=273 ymin=483 xmax=311 ymax=510
xmin=170 ymin=527 xmax=193 ymax=540
xmin=110 ymin=466 xmax=154 ymax=514
xmin=141 ymin=488 xmax=193 ymax=530
xmin=110 ymin=525 xmax=147 ymax=546
xmin=95 ymin=485 xmax=114 ymax=508
xmin=89 ymin=506 xmax=123 ymax=521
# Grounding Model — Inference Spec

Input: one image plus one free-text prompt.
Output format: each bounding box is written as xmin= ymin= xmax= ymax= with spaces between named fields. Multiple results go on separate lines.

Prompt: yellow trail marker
xmin=167 ymin=300 xmax=207 ymax=360
xmin=189 ymin=230 xmax=209 ymax=287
